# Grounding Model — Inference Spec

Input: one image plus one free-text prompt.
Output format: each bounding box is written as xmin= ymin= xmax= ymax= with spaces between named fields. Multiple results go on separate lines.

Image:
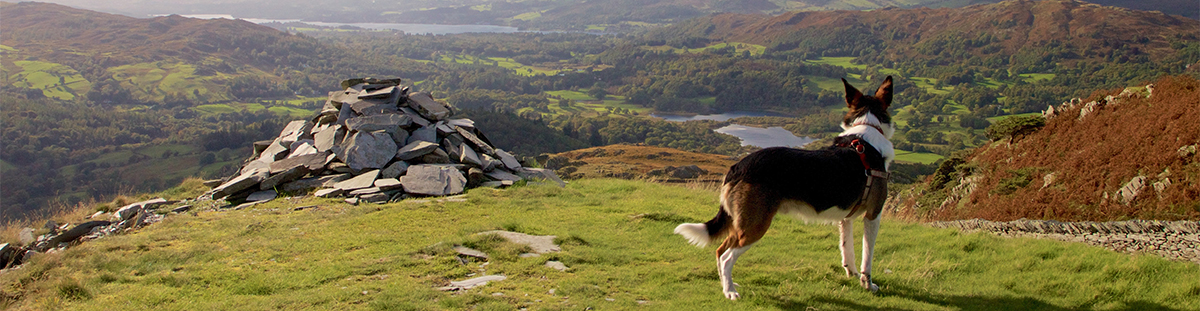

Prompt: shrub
xmin=984 ymin=115 xmax=1045 ymax=141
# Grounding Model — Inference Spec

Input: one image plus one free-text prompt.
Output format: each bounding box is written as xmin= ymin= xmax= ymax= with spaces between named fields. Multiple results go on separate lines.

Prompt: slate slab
xmin=258 ymin=138 xmax=290 ymax=162
xmin=280 ymin=174 xmax=350 ymax=193
xmin=337 ymin=131 xmax=398 ymax=171
xmin=485 ymin=170 xmax=522 ymax=182
xmin=407 ymin=92 xmax=452 ymax=121
xmin=495 ymin=149 xmax=521 ymax=170
xmin=334 ymin=170 xmax=380 ymax=191
xmin=438 ymin=275 xmax=506 ymax=291
xmin=401 ymin=165 xmax=467 ymax=196
xmin=211 ymin=169 xmax=269 ymax=199
xmin=345 ymin=114 xmax=411 ymax=133
xmin=247 ymin=190 xmax=278 ymax=202
xmin=313 ymin=124 xmax=345 ymax=152
xmin=396 ymin=141 xmax=439 ymax=161
xmin=278 ymin=120 xmax=314 ymax=146
xmin=381 ymin=161 xmax=410 ymax=179
xmin=374 ymin=178 xmax=402 ymax=189
xmin=456 ymin=127 xmax=495 ymax=155
xmin=516 ymin=168 xmax=566 ymax=187
xmin=407 ymin=125 xmax=437 ymax=145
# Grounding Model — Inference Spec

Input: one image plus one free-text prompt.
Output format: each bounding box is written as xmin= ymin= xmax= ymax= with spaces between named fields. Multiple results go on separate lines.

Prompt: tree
xmin=588 ymin=82 xmax=608 ymax=100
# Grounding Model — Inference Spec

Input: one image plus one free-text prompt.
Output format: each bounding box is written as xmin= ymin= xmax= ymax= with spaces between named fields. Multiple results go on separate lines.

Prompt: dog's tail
xmin=674 ymin=206 xmax=731 ymax=247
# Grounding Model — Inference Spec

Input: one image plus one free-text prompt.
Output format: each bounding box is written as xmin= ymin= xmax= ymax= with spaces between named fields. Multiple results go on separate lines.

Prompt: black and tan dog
xmin=675 ymin=76 xmax=895 ymax=300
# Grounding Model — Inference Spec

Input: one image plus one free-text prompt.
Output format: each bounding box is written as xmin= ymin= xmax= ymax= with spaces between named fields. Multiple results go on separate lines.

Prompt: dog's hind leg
xmin=713 ymin=185 xmax=775 ymax=301
xmin=859 ymin=215 xmax=880 ymax=292
xmin=716 ymin=239 xmax=751 ymax=300
xmin=838 ymin=218 xmax=860 ymax=278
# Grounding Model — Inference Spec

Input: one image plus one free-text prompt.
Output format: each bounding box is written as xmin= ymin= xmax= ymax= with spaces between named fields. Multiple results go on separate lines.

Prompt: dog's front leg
xmin=859 ymin=216 xmax=880 ymax=292
xmin=838 ymin=219 xmax=859 ymax=278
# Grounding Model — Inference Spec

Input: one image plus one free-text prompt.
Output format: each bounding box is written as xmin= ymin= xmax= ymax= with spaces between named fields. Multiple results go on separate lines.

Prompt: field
xmin=3 ymin=179 xmax=1197 ymax=310
xmin=6 ymin=60 xmax=91 ymax=100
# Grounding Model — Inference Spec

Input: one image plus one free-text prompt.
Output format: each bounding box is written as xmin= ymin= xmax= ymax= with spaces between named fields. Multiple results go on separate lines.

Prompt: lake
xmin=652 ymin=112 xmax=815 ymax=148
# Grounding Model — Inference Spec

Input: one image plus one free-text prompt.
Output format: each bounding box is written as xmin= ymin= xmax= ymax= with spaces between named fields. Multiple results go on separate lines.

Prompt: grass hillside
xmin=892 ymin=75 xmax=1200 ymax=222
xmin=3 ymin=179 xmax=1198 ymax=310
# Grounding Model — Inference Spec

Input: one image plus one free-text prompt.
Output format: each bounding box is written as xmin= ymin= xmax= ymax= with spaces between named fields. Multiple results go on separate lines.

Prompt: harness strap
xmin=837 ymin=138 xmax=890 ymax=217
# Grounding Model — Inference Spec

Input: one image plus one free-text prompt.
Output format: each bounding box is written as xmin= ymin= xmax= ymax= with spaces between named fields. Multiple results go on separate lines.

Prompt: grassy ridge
xmin=4 ymin=179 xmax=1197 ymax=310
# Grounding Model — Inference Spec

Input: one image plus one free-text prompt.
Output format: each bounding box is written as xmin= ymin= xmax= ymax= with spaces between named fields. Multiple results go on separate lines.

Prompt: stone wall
xmin=927 ymin=219 xmax=1200 ymax=264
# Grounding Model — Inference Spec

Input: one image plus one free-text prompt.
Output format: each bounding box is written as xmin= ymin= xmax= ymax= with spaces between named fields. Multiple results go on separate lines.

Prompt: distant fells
xmin=204 ymin=78 xmax=564 ymax=207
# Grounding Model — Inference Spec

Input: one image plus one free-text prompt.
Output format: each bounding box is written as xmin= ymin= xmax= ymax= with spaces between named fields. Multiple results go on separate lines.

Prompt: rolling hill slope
xmin=890 ymin=75 xmax=1200 ymax=222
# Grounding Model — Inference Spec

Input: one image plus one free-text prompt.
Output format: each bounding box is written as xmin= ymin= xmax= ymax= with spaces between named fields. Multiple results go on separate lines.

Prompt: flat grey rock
xmin=407 ymin=125 xmax=437 ymax=145
xmin=286 ymin=142 xmax=315 ymax=159
xmin=456 ymin=127 xmax=495 ymax=156
xmin=407 ymin=92 xmax=452 ymax=121
xmin=335 ymin=170 xmax=379 ymax=191
xmin=258 ymin=138 xmax=290 ymax=162
xmin=545 ymin=261 xmax=567 ymax=271
xmin=314 ymin=188 xmax=344 ymax=198
xmin=357 ymin=85 xmax=395 ymax=99
xmin=345 ymin=114 xmax=411 ymax=133
xmin=269 ymin=152 xmax=328 ymax=175
xmin=396 ymin=141 xmax=439 ymax=161
xmin=278 ymin=120 xmax=313 ymax=146
xmin=18 ymin=228 xmax=34 ymax=245
xmin=313 ymin=124 xmax=345 ymax=152
xmin=401 ymin=107 xmax=431 ymax=127
xmin=420 ymin=149 xmax=453 ymax=164
xmin=211 ymin=169 xmax=269 ymax=200
xmin=460 ymin=145 xmax=483 ymax=168
xmin=485 ymin=170 xmax=522 ymax=182
xmin=279 ymin=174 xmax=351 ymax=193
xmin=359 ymin=192 xmax=390 ymax=203
xmin=241 ymin=159 xmax=272 ymax=175
xmin=351 ymin=99 xmax=399 ymax=116
xmin=381 ymin=161 xmax=410 ymax=179
xmin=454 ymin=246 xmax=489 ymax=259
xmin=400 ymin=165 xmax=467 ymax=196
xmin=438 ymin=275 xmax=506 ymax=291
xmin=477 ymin=230 xmax=561 ymax=253
xmin=495 ymin=149 xmax=521 ymax=170
xmin=349 ymin=187 xmax=382 ymax=196
xmin=246 ymin=190 xmax=278 ymax=202
xmin=516 ymin=168 xmax=566 ymax=188
xmin=337 ymin=131 xmax=398 ymax=171
xmin=374 ymin=178 xmax=402 ymax=189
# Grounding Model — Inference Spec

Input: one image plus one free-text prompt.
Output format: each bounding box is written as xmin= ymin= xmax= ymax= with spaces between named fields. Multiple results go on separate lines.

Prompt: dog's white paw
xmin=860 ymin=274 xmax=878 ymax=292
xmin=843 ymin=265 xmax=859 ymax=278
xmin=724 ymin=290 xmax=741 ymax=300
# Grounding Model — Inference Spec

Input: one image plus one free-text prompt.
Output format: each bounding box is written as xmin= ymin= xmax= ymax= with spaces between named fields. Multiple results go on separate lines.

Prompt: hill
xmin=3 ymin=179 xmax=1199 ymax=309
xmin=28 ymin=0 xmax=1199 ymax=31
xmin=889 ymin=75 xmax=1200 ymax=222
xmin=648 ymin=0 xmax=1198 ymax=66
xmin=544 ymin=144 xmax=736 ymax=181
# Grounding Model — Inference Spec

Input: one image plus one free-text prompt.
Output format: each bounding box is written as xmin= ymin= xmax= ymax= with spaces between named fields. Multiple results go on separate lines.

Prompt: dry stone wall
xmin=928 ymin=219 xmax=1200 ymax=264
xmin=203 ymin=78 xmax=564 ymax=207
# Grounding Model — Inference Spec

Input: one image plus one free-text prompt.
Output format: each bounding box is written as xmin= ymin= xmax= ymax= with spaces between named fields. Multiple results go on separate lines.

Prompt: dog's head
xmin=841 ymin=76 xmax=894 ymax=139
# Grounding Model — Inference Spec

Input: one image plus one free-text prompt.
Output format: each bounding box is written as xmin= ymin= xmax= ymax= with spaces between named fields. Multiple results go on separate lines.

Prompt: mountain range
xmin=25 ymin=0 xmax=1199 ymax=30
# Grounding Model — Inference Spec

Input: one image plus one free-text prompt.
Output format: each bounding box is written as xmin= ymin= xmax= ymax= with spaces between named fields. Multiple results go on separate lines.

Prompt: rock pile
xmin=1 ymin=198 xmax=171 ymax=270
xmin=928 ymin=219 xmax=1200 ymax=264
xmin=204 ymin=78 xmax=563 ymax=206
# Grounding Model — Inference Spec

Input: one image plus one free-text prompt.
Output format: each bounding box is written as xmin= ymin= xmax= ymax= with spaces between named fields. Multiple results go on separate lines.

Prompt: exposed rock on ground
xmin=928 ymin=219 xmax=1200 ymax=264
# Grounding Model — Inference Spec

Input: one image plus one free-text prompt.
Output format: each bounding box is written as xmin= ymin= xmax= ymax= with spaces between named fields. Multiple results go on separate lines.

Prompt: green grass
xmin=108 ymin=62 xmax=235 ymax=102
xmin=511 ymin=11 xmax=541 ymax=21
xmin=1019 ymin=73 xmax=1056 ymax=83
xmin=987 ymin=112 xmax=1042 ymax=123
xmin=9 ymin=60 xmax=91 ymax=100
xmin=4 ymin=179 xmax=1197 ymax=310
xmin=893 ymin=150 xmax=944 ymax=164
xmin=268 ymin=106 xmax=315 ymax=118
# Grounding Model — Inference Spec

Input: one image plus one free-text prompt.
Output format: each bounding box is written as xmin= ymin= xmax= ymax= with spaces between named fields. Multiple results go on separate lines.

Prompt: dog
xmin=675 ymin=76 xmax=895 ymax=300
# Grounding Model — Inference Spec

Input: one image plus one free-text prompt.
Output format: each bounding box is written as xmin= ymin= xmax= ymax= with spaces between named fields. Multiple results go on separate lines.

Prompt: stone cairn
xmin=203 ymin=78 xmax=563 ymax=207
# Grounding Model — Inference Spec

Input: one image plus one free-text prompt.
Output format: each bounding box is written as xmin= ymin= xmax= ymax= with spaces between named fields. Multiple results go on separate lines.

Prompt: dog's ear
xmin=842 ymin=78 xmax=863 ymax=108
xmin=875 ymin=76 xmax=893 ymax=109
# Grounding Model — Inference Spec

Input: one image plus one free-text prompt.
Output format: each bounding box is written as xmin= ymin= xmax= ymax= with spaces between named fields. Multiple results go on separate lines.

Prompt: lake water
xmin=171 ymin=14 xmax=524 ymax=35
xmin=652 ymin=112 xmax=815 ymax=148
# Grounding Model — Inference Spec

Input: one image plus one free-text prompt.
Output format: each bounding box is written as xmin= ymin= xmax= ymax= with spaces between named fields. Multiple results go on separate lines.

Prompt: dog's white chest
xmin=777 ymin=200 xmax=853 ymax=223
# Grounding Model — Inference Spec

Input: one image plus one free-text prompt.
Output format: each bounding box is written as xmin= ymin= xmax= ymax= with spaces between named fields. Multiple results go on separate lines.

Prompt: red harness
xmin=836 ymin=137 xmax=890 ymax=215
